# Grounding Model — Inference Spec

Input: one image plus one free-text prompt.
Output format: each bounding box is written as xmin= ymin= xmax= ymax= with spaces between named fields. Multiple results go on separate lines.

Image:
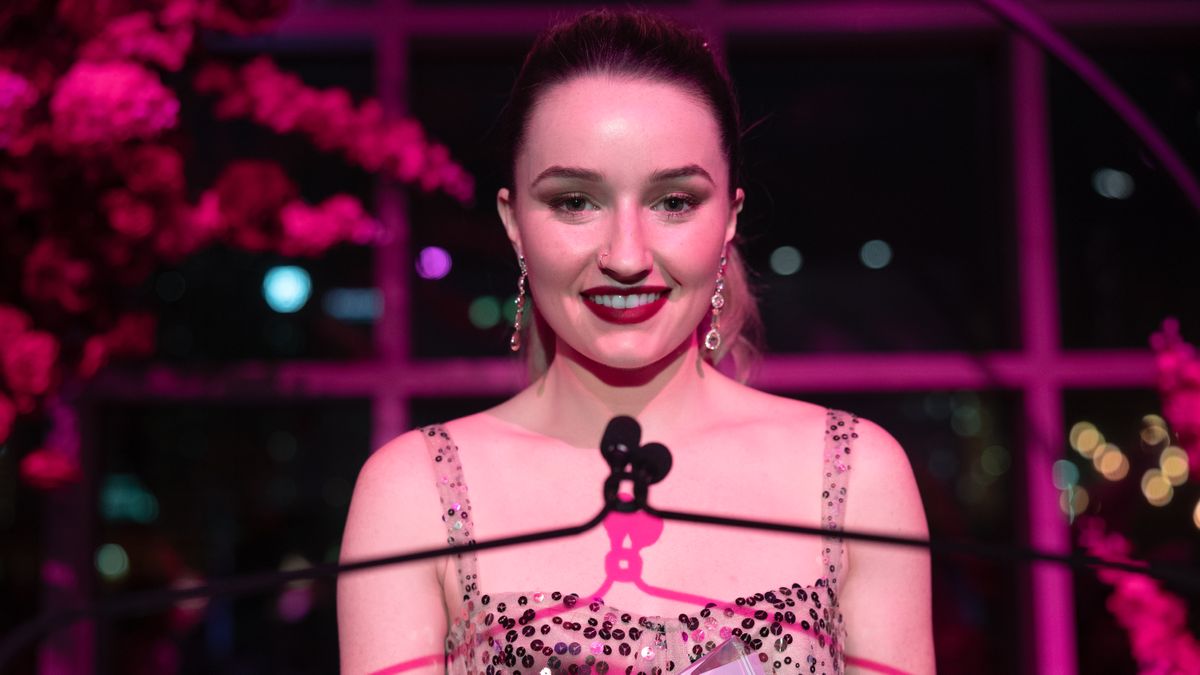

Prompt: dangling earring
xmin=510 ymin=254 xmax=528 ymax=352
xmin=704 ymin=253 xmax=727 ymax=352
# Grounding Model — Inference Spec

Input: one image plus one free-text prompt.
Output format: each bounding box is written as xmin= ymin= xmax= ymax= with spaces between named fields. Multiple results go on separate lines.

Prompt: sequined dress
xmin=418 ymin=407 xmax=859 ymax=675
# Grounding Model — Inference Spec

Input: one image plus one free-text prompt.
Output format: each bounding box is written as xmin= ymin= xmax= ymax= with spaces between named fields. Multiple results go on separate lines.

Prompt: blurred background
xmin=1 ymin=0 xmax=1198 ymax=673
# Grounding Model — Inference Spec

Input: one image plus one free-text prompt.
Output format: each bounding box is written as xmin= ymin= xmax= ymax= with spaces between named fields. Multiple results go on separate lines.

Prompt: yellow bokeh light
xmin=1071 ymin=422 xmax=1104 ymax=457
xmin=1194 ymin=499 xmax=1200 ymax=530
xmin=1098 ymin=449 xmax=1130 ymax=481
xmin=1059 ymin=486 xmax=1089 ymax=516
xmin=1092 ymin=443 xmax=1120 ymax=471
xmin=1140 ymin=424 xmax=1169 ymax=447
xmin=1070 ymin=421 xmax=1095 ymax=448
xmin=1160 ymin=446 xmax=1189 ymax=486
xmin=1142 ymin=413 xmax=1167 ymax=427
xmin=1141 ymin=468 xmax=1173 ymax=507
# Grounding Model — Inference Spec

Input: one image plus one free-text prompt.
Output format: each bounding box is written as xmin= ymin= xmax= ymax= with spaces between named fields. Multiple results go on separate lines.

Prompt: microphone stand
xmin=2 ymin=415 xmax=1197 ymax=670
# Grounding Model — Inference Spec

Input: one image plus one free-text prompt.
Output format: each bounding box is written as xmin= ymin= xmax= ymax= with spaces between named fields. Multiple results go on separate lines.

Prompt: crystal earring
xmin=510 ymin=255 xmax=528 ymax=352
xmin=704 ymin=253 xmax=727 ymax=352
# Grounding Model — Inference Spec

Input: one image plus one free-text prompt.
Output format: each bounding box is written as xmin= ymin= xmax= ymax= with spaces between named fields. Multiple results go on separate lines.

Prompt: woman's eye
xmin=549 ymin=194 xmax=595 ymax=215
xmin=657 ymin=194 xmax=700 ymax=217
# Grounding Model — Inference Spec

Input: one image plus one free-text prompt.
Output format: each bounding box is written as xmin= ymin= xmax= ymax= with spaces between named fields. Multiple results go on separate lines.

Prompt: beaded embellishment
xmin=418 ymin=408 xmax=859 ymax=675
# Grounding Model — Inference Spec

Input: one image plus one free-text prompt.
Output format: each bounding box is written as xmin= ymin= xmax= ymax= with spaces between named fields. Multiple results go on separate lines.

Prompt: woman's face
xmin=497 ymin=74 xmax=744 ymax=371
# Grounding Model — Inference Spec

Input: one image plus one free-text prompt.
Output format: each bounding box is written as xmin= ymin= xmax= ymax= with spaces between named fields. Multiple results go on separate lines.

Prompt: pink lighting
xmin=415 ymin=245 xmax=452 ymax=280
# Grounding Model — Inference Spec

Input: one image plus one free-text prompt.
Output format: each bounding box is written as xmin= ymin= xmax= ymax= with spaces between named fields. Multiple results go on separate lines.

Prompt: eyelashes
xmin=546 ymin=192 xmax=702 ymax=221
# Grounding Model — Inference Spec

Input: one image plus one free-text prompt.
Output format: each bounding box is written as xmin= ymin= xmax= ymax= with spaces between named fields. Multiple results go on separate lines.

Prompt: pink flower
xmin=212 ymin=159 xmax=296 ymax=251
xmin=19 ymin=447 xmax=81 ymax=490
xmin=200 ymin=0 xmax=292 ymax=35
xmin=0 ymin=392 xmax=15 ymax=445
xmin=102 ymin=189 xmax=157 ymax=238
xmin=1150 ymin=317 xmax=1200 ymax=479
xmin=193 ymin=56 xmax=474 ymax=204
xmin=80 ymin=9 xmax=196 ymax=72
xmin=50 ymin=61 xmax=179 ymax=149
xmin=22 ymin=238 xmax=92 ymax=314
xmin=78 ymin=336 xmax=109 ymax=379
xmin=104 ymin=313 xmax=156 ymax=358
xmin=0 ymin=68 xmax=38 ymax=151
xmin=279 ymin=194 xmax=379 ymax=256
xmin=1077 ymin=516 xmax=1200 ymax=673
xmin=2 ymin=330 xmax=59 ymax=401
xmin=0 ymin=304 xmax=32 ymax=354
xmin=117 ymin=144 xmax=185 ymax=196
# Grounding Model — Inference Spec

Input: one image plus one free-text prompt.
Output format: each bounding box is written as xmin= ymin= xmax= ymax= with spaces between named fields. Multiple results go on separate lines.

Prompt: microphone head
xmin=600 ymin=416 xmax=641 ymax=470
xmin=633 ymin=442 xmax=672 ymax=484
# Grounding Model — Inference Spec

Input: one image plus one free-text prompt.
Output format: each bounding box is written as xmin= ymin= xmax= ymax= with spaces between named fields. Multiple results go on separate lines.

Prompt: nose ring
xmin=597 ymin=250 xmax=610 ymax=265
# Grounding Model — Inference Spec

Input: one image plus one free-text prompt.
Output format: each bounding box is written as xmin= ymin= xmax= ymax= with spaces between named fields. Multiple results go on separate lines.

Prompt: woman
xmin=338 ymin=8 xmax=933 ymax=675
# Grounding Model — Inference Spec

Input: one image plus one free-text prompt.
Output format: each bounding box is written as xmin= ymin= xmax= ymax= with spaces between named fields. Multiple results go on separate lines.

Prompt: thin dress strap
xmin=821 ymin=407 xmax=859 ymax=592
xmin=418 ymin=424 xmax=482 ymax=610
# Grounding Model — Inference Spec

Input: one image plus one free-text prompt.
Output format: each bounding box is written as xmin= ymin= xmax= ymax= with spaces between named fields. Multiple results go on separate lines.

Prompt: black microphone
xmin=599 ymin=415 xmax=672 ymax=485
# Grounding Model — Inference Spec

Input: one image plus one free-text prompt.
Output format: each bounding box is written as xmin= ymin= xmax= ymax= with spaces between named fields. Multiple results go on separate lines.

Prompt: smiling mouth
xmin=584 ymin=291 xmax=666 ymax=309
xmin=580 ymin=288 xmax=670 ymax=325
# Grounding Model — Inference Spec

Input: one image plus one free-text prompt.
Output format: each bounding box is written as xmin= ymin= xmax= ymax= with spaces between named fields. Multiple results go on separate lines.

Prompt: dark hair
xmin=496 ymin=7 xmax=761 ymax=380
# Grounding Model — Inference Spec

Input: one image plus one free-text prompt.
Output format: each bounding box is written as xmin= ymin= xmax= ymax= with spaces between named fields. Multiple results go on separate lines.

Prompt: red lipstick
xmin=580 ymin=286 xmax=669 ymax=325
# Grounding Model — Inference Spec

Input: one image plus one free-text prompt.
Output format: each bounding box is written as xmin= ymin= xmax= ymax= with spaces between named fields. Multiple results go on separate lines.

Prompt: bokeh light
xmin=1159 ymin=445 xmax=1189 ymax=486
xmin=322 ymin=288 xmax=382 ymax=322
xmin=415 ymin=246 xmax=452 ymax=280
xmin=980 ymin=445 xmax=1010 ymax=477
xmin=859 ymin=239 xmax=893 ymax=269
xmin=769 ymin=246 xmax=803 ymax=276
xmin=1091 ymin=167 xmax=1135 ymax=199
xmin=468 ymin=296 xmax=501 ymax=329
xmin=1091 ymin=442 xmax=1119 ymax=470
xmin=262 ymin=265 xmax=312 ymax=313
xmin=95 ymin=543 xmax=130 ymax=581
xmin=1096 ymin=447 xmax=1130 ymax=481
xmin=1059 ymin=485 xmax=1089 ymax=519
xmin=1194 ymin=498 xmax=1200 ymax=530
xmin=1051 ymin=459 xmax=1080 ymax=490
xmin=502 ymin=294 xmax=518 ymax=324
xmin=1070 ymin=421 xmax=1104 ymax=457
xmin=1140 ymin=468 xmax=1173 ymax=507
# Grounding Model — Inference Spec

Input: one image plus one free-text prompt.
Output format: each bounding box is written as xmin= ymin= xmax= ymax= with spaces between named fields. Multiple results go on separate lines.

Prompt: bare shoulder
xmin=342 ymin=427 xmax=448 ymax=565
xmin=338 ymin=428 xmax=452 ymax=674
xmin=712 ymin=379 xmax=830 ymax=434
xmin=840 ymin=414 xmax=928 ymax=538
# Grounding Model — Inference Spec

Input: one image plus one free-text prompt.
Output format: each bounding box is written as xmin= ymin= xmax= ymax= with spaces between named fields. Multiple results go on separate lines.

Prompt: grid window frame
xmin=47 ymin=2 xmax=1200 ymax=673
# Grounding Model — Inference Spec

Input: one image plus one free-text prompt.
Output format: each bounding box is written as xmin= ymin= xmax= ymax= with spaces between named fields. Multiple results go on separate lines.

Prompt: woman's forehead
xmin=518 ymin=75 xmax=725 ymax=187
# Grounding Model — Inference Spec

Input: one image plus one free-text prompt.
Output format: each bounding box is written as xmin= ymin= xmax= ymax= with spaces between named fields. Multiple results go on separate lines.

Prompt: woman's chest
xmin=439 ymin=425 xmax=830 ymax=623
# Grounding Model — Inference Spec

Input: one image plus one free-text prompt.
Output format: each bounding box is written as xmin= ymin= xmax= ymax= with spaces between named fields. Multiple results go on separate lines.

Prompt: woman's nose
xmin=600 ymin=207 xmax=653 ymax=282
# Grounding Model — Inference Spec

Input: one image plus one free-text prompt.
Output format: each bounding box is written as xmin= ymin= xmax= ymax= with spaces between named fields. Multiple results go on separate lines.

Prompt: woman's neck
xmin=515 ymin=336 xmax=723 ymax=449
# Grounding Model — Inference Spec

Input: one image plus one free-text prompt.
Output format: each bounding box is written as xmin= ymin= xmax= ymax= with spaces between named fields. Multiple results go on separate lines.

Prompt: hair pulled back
xmin=496 ymin=7 xmax=761 ymax=380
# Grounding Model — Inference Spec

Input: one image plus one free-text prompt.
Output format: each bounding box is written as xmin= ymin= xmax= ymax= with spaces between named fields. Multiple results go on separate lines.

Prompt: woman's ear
xmin=497 ymin=187 xmax=523 ymax=255
xmin=724 ymin=188 xmax=745 ymax=247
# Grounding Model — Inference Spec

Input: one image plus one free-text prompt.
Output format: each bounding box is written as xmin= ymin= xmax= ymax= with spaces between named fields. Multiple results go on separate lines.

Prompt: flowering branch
xmin=1150 ymin=317 xmax=1200 ymax=479
xmin=0 ymin=0 xmax=475 ymax=476
xmin=1077 ymin=517 xmax=1200 ymax=674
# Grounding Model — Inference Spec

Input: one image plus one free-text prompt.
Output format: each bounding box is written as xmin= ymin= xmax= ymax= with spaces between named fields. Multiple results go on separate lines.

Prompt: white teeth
xmin=586 ymin=292 xmax=663 ymax=309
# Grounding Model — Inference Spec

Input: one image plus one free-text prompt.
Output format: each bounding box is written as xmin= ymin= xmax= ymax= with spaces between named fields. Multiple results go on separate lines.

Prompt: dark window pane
xmin=94 ymin=400 xmax=371 ymax=674
xmin=798 ymin=390 xmax=1021 ymax=675
xmin=1051 ymin=38 xmax=1200 ymax=349
xmin=408 ymin=38 xmax=530 ymax=358
xmin=164 ymin=45 xmax=377 ymax=361
xmin=1063 ymin=388 xmax=1199 ymax=675
xmin=728 ymin=36 xmax=1016 ymax=352
xmin=410 ymin=397 xmax=508 ymax=428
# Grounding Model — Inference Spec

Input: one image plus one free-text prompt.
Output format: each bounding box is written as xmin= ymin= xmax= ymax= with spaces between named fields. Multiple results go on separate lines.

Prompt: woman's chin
xmin=567 ymin=337 xmax=693 ymax=373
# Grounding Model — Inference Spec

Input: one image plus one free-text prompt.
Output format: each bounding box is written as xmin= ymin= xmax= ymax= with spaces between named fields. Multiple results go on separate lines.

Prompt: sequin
xmin=421 ymin=407 xmax=858 ymax=675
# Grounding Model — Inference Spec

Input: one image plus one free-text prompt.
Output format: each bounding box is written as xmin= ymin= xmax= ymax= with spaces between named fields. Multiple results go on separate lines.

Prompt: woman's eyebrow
xmin=647 ymin=164 xmax=715 ymax=186
xmin=531 ymin=165 xmax=603 ymax=187
xmin=530 ymin=164 xmax=715 ymax=188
